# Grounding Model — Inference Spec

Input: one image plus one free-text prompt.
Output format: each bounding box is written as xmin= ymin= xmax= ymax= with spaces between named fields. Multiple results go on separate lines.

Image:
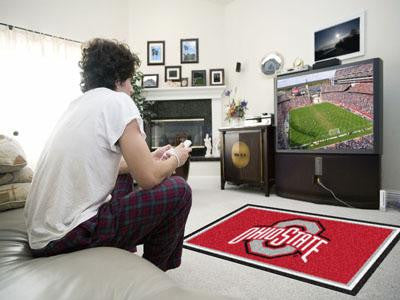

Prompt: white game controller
xmin=161 ymin=140 xmax=192 ymax=160
xmin=183 ymin=140 xmax=192 ymax=148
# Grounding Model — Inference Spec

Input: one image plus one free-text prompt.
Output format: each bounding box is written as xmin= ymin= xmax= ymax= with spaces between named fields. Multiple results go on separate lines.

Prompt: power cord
xmin=316 ymin=177 xmax=354 ymax=208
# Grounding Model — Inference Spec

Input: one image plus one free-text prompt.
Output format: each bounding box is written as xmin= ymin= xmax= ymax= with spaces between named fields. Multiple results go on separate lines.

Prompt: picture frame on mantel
xmin=210 ymin=69 xmax=224 ymax=86
xmin=191 ymin=70 xmax=206 ymax=86
xmin=181 ymin=38 xmax=199 ymax=63
xmin=147 ymin=41 xmax=165 ymax=65
xmin=142 ymin=74 xmax=159 ymax=88
xmin=165 ymin=65 xmax=182 ymax=82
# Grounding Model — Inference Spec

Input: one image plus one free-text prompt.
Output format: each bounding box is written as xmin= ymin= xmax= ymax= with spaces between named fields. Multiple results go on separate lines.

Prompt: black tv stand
xmin=275 ymin=153 xmax=380 ymax=209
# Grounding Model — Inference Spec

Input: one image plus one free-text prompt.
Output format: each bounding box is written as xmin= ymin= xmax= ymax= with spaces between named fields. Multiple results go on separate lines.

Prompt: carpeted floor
xmin=163 ymin=175 xmax=400 ymax=300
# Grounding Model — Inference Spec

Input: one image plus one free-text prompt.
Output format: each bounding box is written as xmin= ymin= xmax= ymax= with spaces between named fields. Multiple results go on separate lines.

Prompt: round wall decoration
xmin=260 ymin=52 xmax=284 ymax=76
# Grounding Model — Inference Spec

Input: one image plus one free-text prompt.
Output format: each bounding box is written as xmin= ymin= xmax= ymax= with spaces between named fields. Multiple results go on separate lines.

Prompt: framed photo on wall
xmin=314 ymin=11 xmax=365 ymax=62
xmin=165 ymin=65 xmax=182 ymax=81
xmin=191 ymin=70 xmax=206 ymax=86
xmin=147 ymin=41 xmax=165 ymax=65
xmin=210 ymin=69 xmax=224 ymax=85
xmin=181 ymin=38 xmax=199 ymax=63
xmin=142 ymin=74 xmax=159 ymax=88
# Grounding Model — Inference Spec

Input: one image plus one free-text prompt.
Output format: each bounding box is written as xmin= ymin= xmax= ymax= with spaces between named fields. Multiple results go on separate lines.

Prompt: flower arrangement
xmin=224 ymin=88 xmax=248 ymax=121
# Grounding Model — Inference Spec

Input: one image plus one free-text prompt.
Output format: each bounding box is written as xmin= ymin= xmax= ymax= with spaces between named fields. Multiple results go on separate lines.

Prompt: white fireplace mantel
xmin=143 ymin=86 xmax=226 ymax=101
xmin=143 ymin=86 xmax=227 ymax=158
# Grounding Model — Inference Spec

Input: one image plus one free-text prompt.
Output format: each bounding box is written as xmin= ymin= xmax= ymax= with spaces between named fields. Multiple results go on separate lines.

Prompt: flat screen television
xmin=275 ymin=58 xmax=382 ymax=154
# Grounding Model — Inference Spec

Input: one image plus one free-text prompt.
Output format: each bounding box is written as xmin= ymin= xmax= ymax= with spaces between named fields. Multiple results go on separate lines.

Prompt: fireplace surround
xmin=143 ymin=86 xmax=226 ymax=157
xmin=150 ymin=99 xmax=211 ymax=156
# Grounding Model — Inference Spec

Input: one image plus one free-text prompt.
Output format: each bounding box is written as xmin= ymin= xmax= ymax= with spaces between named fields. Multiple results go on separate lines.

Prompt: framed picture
xmin=210 ymin=69 xmax=225 ymax=86
xmin=181 ymin=38 xmax=199 ymax=63
xmin=142 ymin=74 xmax=159 ymax=88
xmin=314 ymin=11 xmax=365 ymax=62
xmin=147 ymin=41 xmax=165 ymax=65
xmin=191 ymin=70 xmax=206 ymax=86
xmin=165 ymin=65 xmax=182 ymax=82
xmin=181 ymin=77 xmax=189 ymax=87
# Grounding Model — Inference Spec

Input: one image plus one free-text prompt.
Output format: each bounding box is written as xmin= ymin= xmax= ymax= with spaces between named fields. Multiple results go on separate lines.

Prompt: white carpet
xmin=164 ymin=175 xmax=400 ymax=300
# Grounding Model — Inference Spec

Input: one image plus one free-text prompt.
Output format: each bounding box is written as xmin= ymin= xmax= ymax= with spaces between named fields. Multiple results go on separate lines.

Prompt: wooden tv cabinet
xmin=219 ymin=125 xmax=275 ymax=196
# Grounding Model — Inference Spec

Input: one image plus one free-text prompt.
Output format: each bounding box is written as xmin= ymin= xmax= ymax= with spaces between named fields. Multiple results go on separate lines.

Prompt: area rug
xmin=183 ymin=204 xmax=400 ymax=295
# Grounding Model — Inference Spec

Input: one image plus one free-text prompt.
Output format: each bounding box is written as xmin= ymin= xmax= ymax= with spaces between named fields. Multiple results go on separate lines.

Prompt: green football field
xmin=289 ymin=102 xmax=373 ymax=149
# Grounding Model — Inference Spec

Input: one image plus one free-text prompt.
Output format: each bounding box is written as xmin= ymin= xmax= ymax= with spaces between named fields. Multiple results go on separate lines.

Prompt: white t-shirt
xmin=24 ymin=87 xmax=145 ymax=249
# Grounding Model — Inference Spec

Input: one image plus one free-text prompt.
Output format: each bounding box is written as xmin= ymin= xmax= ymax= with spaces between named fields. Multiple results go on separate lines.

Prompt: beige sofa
xmin=0 ymin=208 xmax=232 ymax=300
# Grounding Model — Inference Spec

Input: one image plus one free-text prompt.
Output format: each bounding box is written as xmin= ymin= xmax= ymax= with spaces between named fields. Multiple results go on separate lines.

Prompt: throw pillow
xmin=0 ymin=173 xmax=13 ymax=186
xmin=0 ymin=135 xmax=27 ymax=173
xmin=0 ymin=183 xmax=30 ymax=212
xmin=0 ymin=167 xmax=34 ymax=185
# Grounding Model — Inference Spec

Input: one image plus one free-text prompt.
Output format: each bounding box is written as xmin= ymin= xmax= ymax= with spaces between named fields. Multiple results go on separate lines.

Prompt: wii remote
xmin=167 ymin=140 xmax=192 ymax=153
xmin=183 ymin=140 xmax=192 ymax=148
xmin=161 ymin=140 xmax=192 ymax=160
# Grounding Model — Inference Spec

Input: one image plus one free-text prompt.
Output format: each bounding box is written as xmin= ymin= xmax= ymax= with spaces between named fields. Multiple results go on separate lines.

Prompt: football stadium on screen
xmin=276 ymin=62 xmax=374 ymax=151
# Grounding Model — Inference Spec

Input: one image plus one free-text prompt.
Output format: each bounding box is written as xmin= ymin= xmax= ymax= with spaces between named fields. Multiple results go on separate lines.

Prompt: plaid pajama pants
xmin=31 ymin=174 xmax=192 ymax=271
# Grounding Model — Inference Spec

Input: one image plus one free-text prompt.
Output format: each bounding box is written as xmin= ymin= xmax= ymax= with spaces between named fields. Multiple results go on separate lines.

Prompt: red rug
xmin=183 ymin=205 xmax=400 ymax=295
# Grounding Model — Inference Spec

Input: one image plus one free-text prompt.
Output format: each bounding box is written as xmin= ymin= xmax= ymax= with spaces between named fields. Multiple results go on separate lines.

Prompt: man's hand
xmin=161 ymin=143 xmax=192 ymax=167
xmin=173 ymin=143 xmax=192 ymax=167
xmin=152 ymin=144 xmax=173 ymax=161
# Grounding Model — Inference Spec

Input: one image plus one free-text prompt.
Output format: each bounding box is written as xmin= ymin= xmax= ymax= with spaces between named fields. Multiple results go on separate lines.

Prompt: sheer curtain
xmin=0 ymin=26 xmax=82 ymax=170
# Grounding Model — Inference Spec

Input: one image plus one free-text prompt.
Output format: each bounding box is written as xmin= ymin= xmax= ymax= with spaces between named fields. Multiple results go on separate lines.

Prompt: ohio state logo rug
xmin=183 ymin=205 xmax=400 ymax=295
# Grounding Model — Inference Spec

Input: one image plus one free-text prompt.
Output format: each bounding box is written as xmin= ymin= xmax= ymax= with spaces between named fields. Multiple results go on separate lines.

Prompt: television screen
xmin=275 ymin=58 xmax=381 ymax=154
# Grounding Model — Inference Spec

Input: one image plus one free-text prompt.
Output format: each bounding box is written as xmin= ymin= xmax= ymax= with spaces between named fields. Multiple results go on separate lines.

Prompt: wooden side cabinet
xmin=219 ymin=125 xmax=275 ymax=196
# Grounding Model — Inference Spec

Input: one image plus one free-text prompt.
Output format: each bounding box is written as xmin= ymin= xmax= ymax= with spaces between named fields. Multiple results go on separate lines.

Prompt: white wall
xmin=223 ymin=0 xmax=400 ymax=190
xmin=128 ymin=0 xmax=226 ymax=86
xmin=0 ymin=0 xmax=130 ymax=42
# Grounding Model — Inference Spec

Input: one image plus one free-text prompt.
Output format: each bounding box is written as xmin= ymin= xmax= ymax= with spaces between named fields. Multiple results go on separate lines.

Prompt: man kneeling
xmin=24 ymin=38 xmax=192 ymax=271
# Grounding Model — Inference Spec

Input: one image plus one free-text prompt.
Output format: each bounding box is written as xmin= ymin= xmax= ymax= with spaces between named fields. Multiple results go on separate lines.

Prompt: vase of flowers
xmin=224 ymin=88 xmax=248 ymax=127
xmin=231 ymin=115 xmax=244 ymax=127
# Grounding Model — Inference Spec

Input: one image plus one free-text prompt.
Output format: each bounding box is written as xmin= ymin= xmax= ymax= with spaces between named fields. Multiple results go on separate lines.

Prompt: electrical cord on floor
xmin=316 ymin=177 xmax=354 ymax=208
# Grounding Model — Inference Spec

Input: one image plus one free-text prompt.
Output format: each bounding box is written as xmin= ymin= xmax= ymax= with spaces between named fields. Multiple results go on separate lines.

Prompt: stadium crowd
xmin=326 ymin=134 xmax=373 ymax=150
xmin=334 ymin=63 xmax=373 ymax=84
xmin=321 ymin=84 xmax=350 ymax=93
xmin=348 ymin=82 xmax=373 ymax=94
xmin=277 ymin=97 xmax=291 ymax=149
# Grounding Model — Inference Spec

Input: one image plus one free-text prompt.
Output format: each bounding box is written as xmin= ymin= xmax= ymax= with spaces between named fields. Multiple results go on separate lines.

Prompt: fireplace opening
xmin=151 ymin=118 xmax=205 ymax=149
xmin=149 ymin=99 xmax=211 ymax=157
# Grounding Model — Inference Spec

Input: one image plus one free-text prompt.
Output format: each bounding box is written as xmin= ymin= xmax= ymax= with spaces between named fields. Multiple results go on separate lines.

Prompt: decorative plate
xmin=260 ymin=52 xmax=284 ymax=76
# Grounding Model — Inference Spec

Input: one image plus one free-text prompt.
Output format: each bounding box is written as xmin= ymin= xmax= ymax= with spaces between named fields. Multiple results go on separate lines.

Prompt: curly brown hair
xmin=79 ymin=38 xmax=140 ymax=92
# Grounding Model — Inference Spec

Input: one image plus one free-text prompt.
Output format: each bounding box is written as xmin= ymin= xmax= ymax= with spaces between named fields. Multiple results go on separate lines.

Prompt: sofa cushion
xmin=0 ymin=183 xmax=30 ymax=212
xmin=0 ymin=167 xmax=33 ymax=186
xmin=0 ymin=135 xmax=27 ymax=173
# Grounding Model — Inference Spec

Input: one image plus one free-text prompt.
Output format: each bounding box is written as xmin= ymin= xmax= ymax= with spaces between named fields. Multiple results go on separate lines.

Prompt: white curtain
xmin=0 ymin=26 xmax=82 ymax=170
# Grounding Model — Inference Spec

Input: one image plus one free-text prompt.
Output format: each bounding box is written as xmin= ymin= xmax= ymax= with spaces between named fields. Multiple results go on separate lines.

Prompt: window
xmin=0 ymin=26 xmax=82 ymax=169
